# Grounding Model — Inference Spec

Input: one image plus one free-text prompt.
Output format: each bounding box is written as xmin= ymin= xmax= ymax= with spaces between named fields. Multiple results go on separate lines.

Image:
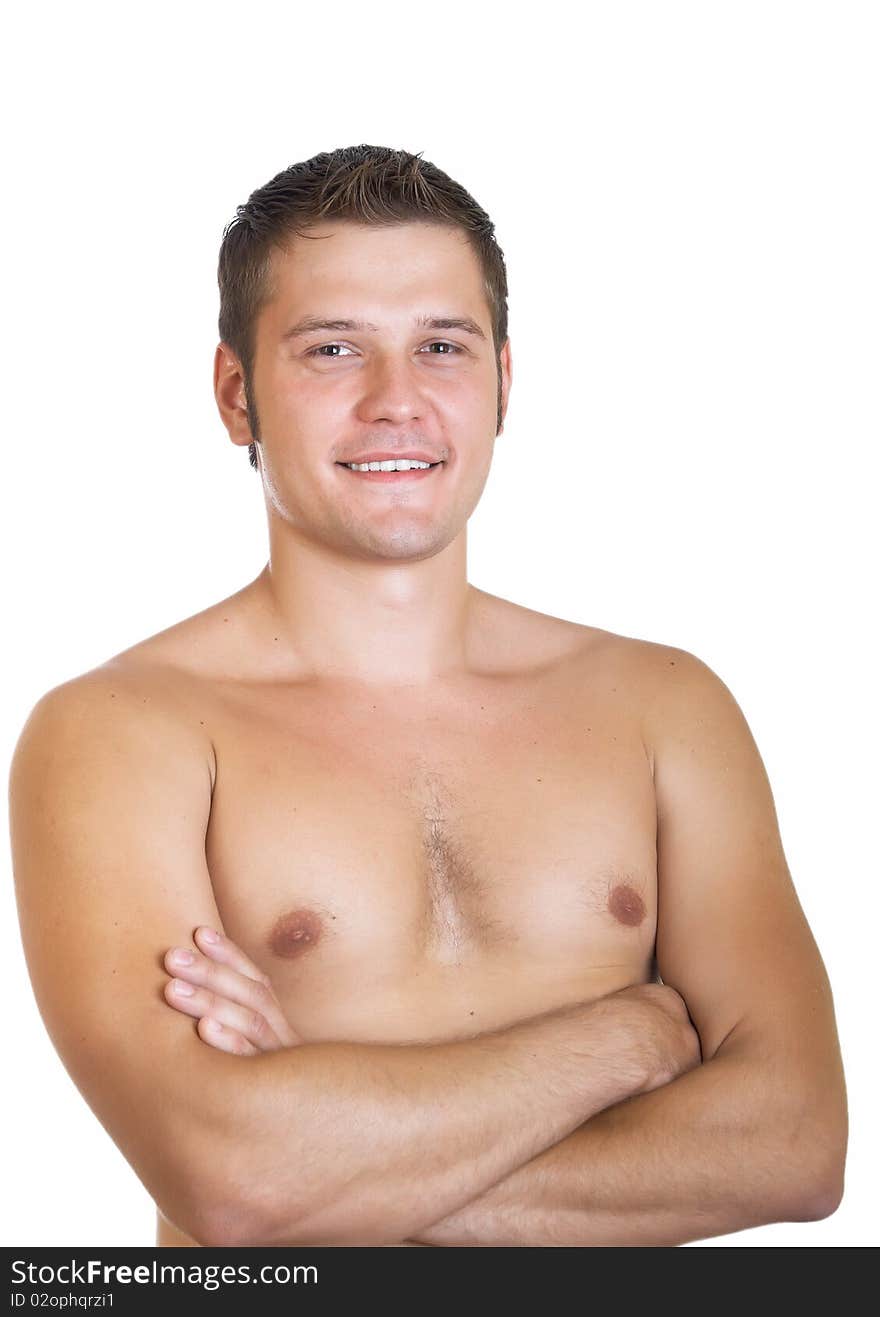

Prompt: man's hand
xmin=163 ymin=926 xmax=301 ymax=1054
xmin=610 ymin=982 xmax=703 ymax=1088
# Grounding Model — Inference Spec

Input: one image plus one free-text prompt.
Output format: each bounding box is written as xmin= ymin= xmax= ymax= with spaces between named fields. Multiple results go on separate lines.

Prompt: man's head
xmin=214 ymin=145 xmax=512 ymax=564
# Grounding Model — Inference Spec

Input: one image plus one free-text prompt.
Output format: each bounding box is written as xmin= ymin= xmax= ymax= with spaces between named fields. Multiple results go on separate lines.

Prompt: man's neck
xmin=247 ymin=547 xmax=477 ymax=688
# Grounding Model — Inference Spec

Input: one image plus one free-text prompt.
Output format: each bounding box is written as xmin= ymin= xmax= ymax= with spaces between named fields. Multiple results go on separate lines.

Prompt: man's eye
xmin=306 ymin=341 xmax=463 ymax=359
xmin=308 ymin=344 xmax=353 ymax=358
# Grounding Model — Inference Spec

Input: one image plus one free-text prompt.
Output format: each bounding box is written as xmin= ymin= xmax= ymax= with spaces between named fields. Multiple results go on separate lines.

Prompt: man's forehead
xmin=277 ymin=217 xmax=470 ymax=256
xmin=270 ymin=222 xmax=478 ymax=288
xmin=265 ymin=222 xmax=490 ymax=331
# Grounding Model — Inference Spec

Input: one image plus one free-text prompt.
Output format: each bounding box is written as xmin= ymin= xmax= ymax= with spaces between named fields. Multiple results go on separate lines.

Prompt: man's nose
xmin=355 ymin=354 xmax=424 ymax=425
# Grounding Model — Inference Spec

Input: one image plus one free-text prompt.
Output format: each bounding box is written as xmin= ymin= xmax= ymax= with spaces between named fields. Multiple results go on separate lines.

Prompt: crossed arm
xmin=406 ymin=1017 xmax=845 ymax=1245
xmin=161 ymin=920 xmax=844 ymax=1246
xmin=158 ymin=646 xmax=848 ymax=1245
xmin=11 ymin=648 xmax=848 ymax=1247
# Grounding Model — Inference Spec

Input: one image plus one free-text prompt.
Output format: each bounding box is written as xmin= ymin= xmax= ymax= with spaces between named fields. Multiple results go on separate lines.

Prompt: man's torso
xmin=99 ymin=584 xmax=663 ymax=1247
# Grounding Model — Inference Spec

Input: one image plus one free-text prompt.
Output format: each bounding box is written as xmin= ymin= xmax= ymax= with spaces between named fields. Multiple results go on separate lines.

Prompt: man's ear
xmin=498 ymin=338 xmax=512 ymax=434
xmin=214 ymin=343 xmax=254 ymax=450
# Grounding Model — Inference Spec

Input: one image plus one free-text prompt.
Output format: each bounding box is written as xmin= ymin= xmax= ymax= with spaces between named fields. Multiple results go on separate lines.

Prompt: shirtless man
xmin=9 ymin=145 xmax=847 ymax=1248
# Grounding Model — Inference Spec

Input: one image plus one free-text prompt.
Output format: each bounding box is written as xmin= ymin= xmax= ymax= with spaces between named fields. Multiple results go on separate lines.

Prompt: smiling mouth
xmin=336 ymin=462 xmax=444 ymax=482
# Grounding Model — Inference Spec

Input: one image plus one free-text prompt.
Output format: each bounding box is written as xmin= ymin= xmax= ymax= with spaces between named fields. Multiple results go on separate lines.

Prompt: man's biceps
xmin=657 ymin=901 xmax=829 ymax=1066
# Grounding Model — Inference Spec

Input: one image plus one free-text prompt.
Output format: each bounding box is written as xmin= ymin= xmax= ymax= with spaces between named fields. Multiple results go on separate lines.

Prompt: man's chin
xmin=342 ymin=527 xmax=454 ymax=564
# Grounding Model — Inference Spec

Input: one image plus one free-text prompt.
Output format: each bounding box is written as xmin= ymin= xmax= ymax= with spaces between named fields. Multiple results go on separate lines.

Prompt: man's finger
xmin=162 ymin=945 xmax=295 ymax=1044
xmin=187 ymin=931 xmax=302 ymax=1045
xmin=162 ymin=975 xmax=284 ymax=1050
xmin=193 ymin=926 xmax=272 ymax=986
xmin=197 ymin=1016 xmax=258 ymax=1056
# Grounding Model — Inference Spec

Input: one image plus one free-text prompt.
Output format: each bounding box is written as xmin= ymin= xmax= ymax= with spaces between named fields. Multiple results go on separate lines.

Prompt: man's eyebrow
xmin=281 ymin=314 xmax=487 ymax=342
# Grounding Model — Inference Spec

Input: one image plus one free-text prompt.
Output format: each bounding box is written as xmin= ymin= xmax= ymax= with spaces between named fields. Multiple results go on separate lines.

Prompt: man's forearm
xmin=408 ymin=1026 xmax=838 ymax=1246
xmin=205 ymin=994 xmax=655 ymax=1247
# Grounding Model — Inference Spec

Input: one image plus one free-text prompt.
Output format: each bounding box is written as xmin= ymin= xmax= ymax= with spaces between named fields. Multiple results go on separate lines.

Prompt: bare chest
xmin=202 ymin=674 xmax=658 ymax=1040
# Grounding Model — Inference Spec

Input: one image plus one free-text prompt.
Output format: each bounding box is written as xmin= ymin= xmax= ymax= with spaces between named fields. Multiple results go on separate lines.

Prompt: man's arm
xmin=409 ymin=1025 xmax=842 ymax=1246
xmin=166 ymin=933 xmax=835 ymax=1246
xmin=9 ymin=668 xmax=690 ymax=1248
xmin=407 ymin=646 xmax=848 ymax=1246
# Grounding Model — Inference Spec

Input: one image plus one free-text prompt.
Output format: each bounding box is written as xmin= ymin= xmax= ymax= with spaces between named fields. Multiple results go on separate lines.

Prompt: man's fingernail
xmin=171 ymin=980 xmax=194 ymax=996
xmin=170 ymin=948 xmax=194 ymax=966
xmin=200 ymin=928 xmax=219 ymax=943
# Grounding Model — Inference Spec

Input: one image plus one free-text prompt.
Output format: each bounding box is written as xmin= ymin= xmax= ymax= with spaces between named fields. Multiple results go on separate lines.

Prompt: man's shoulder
xmin=560 ymin=622 xmax=737 ymax=753
xmin=556 ymin=613 xmax=711 ymax=689
xmin=627 ymin=638 xmax=749 ymax=773
xmin=14 ymin=586 xmax=262 ymax=802
xmin=16 ymin=652 xmax=215 ymax=790
xmin=25 ymin=653 xmax=194 ymax=724
xmin=560 ymin=615 xmax=720 ymax=688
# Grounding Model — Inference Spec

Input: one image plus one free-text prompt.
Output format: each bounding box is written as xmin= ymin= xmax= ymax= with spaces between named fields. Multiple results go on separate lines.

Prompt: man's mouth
xmin=336 ymin=461 xmax=445 ymax=482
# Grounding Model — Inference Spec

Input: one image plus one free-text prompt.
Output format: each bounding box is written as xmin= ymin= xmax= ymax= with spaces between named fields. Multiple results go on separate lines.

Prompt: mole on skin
xmin=607 ymin=883 xmax=647 ymax=927
xmin=268 ymin=908 xmax=324 ymax=959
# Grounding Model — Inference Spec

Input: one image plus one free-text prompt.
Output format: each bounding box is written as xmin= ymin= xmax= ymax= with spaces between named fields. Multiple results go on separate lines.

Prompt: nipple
xmin=607 ymin=883 xmax=647 ymax=927
xmin=267 ymin=908 xmax=324 ymax=959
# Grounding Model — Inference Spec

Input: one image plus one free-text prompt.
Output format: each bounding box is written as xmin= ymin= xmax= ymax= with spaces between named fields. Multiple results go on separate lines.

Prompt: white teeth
xmin=345 ymin=459 xmax=434 ymax=472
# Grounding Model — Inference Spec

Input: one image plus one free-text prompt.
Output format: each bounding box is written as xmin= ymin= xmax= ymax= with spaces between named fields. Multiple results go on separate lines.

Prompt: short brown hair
xmin=217 ymin=145 xmax=509 ymax=470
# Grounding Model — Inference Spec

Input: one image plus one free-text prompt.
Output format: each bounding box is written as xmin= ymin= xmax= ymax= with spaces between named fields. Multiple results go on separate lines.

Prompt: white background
xmin=2 ymin=0 xmax=876 ymax=1248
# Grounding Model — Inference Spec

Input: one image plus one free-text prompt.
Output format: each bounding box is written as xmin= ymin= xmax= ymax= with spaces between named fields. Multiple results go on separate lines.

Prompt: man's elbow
xmin=194 ymin=1141 xmax=411 ymax=1246
xmin=151 ymin=1165 xmax=258 ymax=1248
xmin=187 ymin=1200 xmax=251 ymax=1249
xmin=156 ymin=1137 xmax=375 ymax=1246
xmin=796 ymin=1146 xmax=847 ymax=1223
xmin=184 ymin=1158 xmax=314 ymax=1248
xmin=195 ymin=1196 xmax=397 ymax=1249
xmin=782 ymin=1166 xmax=844 ymax=1224
xmin=805 ymin=1176 xmax=844 ymax=1222
xmin=181 ymin=1144 xmax=362 ymax=1248
xmin=780 ymin=1103 xmax=847 ymax=1225
xmin=152 ymin=1128 xmax=304 ymax=1248
xmin=186 ymin=1179 xmax=297 ymax=1248
xmin=805 ymin=1088 xmax=848 ymax=1221
xmin=208 ymin=1173 xmax=410 ymax=1247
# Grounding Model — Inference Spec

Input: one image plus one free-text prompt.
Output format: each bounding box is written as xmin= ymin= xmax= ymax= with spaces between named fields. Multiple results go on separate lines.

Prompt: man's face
xmin=231 ymin=220 xmax=511 ymax=564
